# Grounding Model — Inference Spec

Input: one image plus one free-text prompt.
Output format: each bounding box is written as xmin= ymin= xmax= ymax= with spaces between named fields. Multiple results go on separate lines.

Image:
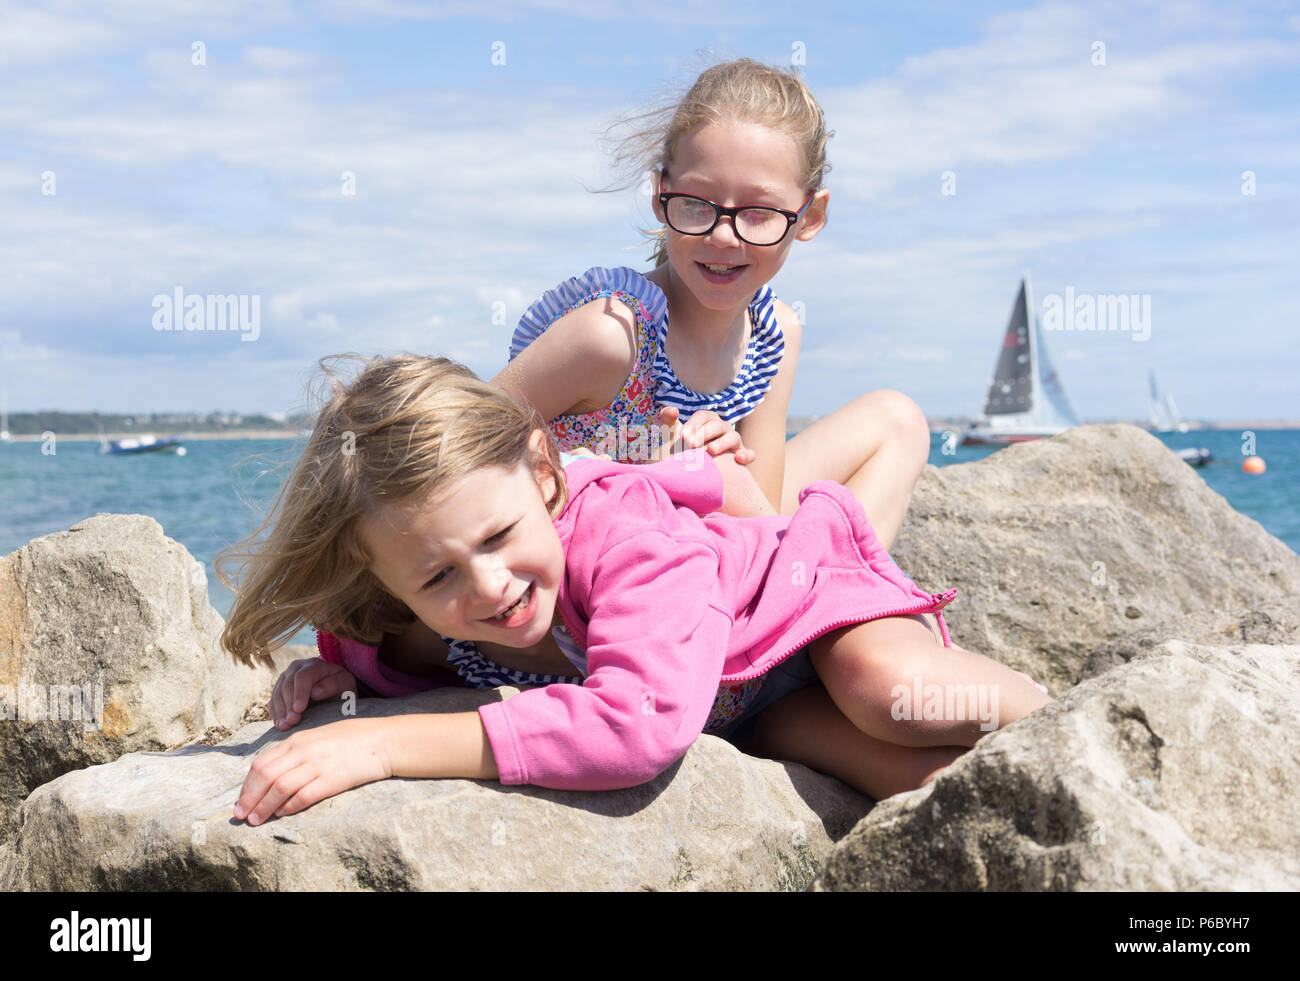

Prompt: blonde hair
xmin=603 ymin=56 xmax=833 ymax=268
xmin=216 ymin=354 xmax=568 ymax=668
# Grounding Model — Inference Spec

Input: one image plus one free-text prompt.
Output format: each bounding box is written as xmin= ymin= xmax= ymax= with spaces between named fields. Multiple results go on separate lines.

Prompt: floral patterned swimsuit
xmin=442 ymin=265 xmax=787 ymax=734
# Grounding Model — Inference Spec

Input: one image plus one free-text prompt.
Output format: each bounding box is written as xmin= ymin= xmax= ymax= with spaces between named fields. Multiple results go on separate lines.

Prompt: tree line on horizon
xmin=2 ymin=410 xmax=314 ymax=436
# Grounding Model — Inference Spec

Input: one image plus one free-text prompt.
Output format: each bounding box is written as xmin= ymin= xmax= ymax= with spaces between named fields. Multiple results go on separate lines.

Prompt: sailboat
xmin=960 ymin=275 xmax=1081 ymax=445
xmin=1146 ymin=370 xmax=1212 ymax=466
xmin=1147 ymin=370 xmax=1190 ymax=433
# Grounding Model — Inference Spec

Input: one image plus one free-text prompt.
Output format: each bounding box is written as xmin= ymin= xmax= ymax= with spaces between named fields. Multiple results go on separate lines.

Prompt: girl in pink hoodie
xmin=219 ymin=355 xmax=1050 ymax=826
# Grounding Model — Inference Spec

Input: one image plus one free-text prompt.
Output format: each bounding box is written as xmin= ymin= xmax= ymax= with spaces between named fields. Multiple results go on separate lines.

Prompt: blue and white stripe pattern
xmin=650 ymin=281 xmax=784 ymax=425
xmin=438 ymin=629 xmax=584 ymax=689
xmin=510 ymin=265 xmax=785 ymax=426
xmin=510 ymin=265 xmax=665 ymax=361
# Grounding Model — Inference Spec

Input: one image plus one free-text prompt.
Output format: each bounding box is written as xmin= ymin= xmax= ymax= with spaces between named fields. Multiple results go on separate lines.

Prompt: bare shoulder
xmin=493 ymin=294 xmax=641 ymax=418
xmin=551 ymin=292 xmax=640 ymax=365
xmin=770 ymin=298 xmax=803 ymax=349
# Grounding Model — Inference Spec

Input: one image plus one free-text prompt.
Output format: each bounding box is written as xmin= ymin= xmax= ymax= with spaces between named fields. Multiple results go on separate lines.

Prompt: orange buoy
xmin=1242 ymin=456 xmax=1266 ymax=474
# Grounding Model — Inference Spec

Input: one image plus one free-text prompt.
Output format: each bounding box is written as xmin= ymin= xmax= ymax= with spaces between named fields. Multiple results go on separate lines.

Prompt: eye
xmin=422 ymin=568 xmax=451 ymax=591
xmin=419 ymin=523 xmax=516 ymax=591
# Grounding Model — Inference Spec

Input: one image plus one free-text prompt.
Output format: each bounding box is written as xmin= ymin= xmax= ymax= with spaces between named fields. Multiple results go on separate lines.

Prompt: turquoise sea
xmin=2 ymin=428 xmax=1297 ymax=649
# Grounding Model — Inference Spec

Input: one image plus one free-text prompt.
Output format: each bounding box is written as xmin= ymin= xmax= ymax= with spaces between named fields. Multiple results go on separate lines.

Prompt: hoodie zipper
xmin=555 ymin=582 xmax=958 ymax=686
xmin=720 ymin=588 xmax=959 ymax=684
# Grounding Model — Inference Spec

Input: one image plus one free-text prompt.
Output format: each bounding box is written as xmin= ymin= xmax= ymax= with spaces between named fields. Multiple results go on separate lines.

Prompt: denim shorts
xmin=710 ymin=649 xmax=821 ymax=748
xmin=707 ymin=613 xmax=943 ymax=749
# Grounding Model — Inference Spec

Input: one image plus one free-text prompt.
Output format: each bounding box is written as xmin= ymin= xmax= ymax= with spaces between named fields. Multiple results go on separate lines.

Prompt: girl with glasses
xmin=493 ymin=57 xmax=928 ymax=555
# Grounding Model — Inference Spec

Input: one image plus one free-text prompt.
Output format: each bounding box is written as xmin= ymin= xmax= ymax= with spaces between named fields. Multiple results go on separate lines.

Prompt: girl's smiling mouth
xmin=696 ymin=261 xmax=747 ymax=283
xmin=482 ymin=581 xmax=537 ymax=628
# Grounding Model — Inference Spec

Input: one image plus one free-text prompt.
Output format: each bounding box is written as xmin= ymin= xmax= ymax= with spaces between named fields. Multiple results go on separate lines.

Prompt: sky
xmin=1 ymin=0 xmax=1296 ymax=422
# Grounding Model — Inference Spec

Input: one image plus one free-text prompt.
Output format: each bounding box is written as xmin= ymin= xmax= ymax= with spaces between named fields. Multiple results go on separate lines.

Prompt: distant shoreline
xmin=3 ymin=420 xmax=1296 ymax=443
xmin=2 ymin=430 xmax=304 ymax=442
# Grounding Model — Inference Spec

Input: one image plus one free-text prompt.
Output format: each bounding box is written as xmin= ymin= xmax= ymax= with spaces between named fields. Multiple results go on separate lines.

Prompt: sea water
xmin=1 ymin=428 xmax=1297 ymax=651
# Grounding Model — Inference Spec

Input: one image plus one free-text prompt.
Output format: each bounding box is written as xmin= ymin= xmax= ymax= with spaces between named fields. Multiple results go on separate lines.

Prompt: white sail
xmin=1148 ymin=370 xmax=1168 ymax=429
xmin=1147 ymin=372 xmax=1188 ymax=432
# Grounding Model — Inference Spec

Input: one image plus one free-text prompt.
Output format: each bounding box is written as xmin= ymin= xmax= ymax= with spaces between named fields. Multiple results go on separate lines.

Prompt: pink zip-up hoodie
xmin=318 ymin=450 xmax=955 ymax=791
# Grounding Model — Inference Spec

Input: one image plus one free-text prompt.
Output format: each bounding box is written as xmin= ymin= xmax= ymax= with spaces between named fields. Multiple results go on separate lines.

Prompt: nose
xmin=466 ymin=555 xmax=511 ymax=611
xmin=707 ymin=214 xmax=742 ymax=248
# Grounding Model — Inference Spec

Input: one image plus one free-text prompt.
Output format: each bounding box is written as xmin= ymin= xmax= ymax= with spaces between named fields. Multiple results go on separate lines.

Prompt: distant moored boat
xmin=99 ymin=434 xmax=186 ymax=455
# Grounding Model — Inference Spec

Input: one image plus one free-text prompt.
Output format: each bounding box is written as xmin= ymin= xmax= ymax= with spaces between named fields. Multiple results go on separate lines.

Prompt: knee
xmin=880 ymin=390 xmax=931 ymax=461
xmin=818 ymin=641 xmax=929 ymax=703
xmin=859 ymin=389 xmax=930 ymax=466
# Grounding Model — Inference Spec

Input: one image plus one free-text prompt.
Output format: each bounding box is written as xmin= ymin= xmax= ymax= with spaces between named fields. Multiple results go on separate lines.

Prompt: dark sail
xmin=981 ymin=281 xmax=1033 ymax=416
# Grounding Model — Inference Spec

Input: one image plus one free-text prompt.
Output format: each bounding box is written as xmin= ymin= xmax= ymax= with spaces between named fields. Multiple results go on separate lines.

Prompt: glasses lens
xmin=665 ymin=196 xmax=716 ymax=233
xmin=735 ymin=208 xmax=789 ymax=246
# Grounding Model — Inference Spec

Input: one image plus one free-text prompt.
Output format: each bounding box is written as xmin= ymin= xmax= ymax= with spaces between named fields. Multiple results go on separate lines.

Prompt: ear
xmin=650 ymin=168 xmax=667 ymax=222
xmin=794 ymin=188 xmax=829 ymax=242
xmin=528 ymin=428 xmax=558 ymax=502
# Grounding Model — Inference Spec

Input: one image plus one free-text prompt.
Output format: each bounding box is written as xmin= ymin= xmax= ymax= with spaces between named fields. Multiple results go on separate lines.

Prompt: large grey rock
xmin=1 ymin=686 xmax=871 ymax=891
xmin=891 ymin=424 xmax=1300 ymax=690
xmin=0 ymin=514 xmax=277 ymax=842
xmin=812 ymin=640 xmax=1300 ymax=891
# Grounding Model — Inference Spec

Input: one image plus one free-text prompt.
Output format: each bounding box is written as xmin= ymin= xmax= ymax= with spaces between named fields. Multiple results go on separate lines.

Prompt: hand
xmin=657 ymin=407 xmax=757 ymax=465
xmin=270 ymin=658 xmax=358 ymax=731
xmin=232 ymin=718 xmax=392 ymax=825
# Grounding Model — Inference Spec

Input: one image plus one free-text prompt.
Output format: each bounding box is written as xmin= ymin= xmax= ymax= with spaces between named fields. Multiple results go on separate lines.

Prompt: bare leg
xmin=745 ymin=685 xmax=968 ymax=800
xmin=808 ymin=615 xmax=1053 ymax=749
xmin=781 ymin=389 xmax=930 ymax=550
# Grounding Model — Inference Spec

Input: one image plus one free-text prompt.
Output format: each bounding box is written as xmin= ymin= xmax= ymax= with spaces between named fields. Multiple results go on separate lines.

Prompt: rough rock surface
xmin=890 ymin=424 xmax=1300 ymax=691
xmin=4 ymin=425 xmax=1299 ymax=892
xmin=0 ymin=514 xmax=278 ymax=842
xmin=2 ymin=686 xmax=871 ymax=891
xmin=812 ymin=640 xmax=1300 ymax=891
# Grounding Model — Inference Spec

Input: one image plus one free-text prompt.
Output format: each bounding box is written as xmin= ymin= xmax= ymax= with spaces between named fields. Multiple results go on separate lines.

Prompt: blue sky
xmin=1 ymin=0 xmax=1296 ymax=421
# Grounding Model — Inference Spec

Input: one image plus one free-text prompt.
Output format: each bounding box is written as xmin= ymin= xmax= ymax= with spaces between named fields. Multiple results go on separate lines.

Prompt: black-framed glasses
xmin=657 ymin=183 xmax=816 ymax=247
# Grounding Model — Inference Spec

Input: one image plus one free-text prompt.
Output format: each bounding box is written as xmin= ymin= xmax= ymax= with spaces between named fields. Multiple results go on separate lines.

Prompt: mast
xmin=1024 ymin=271 xmax=1039 ymax=423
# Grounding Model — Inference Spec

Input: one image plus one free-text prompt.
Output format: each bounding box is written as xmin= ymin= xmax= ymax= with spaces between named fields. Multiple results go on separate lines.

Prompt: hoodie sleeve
xmin=477 ymin=529 xmax=732 ymax=791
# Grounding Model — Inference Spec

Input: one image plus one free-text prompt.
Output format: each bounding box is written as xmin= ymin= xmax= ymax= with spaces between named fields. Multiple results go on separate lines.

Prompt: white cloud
xmin=0 ymin=7 xmax=120 ymax=65
xmin=890 ymin=345 xmax=953 ymax=362
xmin=821 ymin=6 xmax=1300 ymax=202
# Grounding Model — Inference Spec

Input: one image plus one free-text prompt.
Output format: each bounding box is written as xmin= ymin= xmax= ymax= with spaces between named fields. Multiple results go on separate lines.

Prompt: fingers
xmin=679 ymin=411 xmax=756 ymax=462
xmin=232 ymin=722 xmax=389 ymax=825
xmin=233 ymin=741 xmax=316 ymax=825
xmin=271 ymin=660 xmax=355 ymax=730
xmin=657 ymin=408 xmax=758 ymax=465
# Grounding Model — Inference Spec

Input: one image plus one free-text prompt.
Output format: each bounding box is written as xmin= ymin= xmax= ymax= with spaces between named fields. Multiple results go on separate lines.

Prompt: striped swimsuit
xmin=508 ymin=265 xmax=785 ymax=459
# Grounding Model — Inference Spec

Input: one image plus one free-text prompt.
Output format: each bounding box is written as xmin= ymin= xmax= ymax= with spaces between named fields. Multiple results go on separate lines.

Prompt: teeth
xmin=703 ymin=263 xmax=740 ymax=273
xmin=491 ymin=584 xmax=530 ymax=620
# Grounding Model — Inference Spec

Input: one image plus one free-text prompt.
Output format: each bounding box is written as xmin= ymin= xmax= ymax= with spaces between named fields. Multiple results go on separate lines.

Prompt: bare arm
xmin=233 ymin=711 xmax=498 ymax=824
xmin=735 ymin=303 xmax=801 ymax=512
xmin=382 ymin=712 xmax=499 ymax=780
xmin=491 ymin=296 xmax=638 ymax=422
